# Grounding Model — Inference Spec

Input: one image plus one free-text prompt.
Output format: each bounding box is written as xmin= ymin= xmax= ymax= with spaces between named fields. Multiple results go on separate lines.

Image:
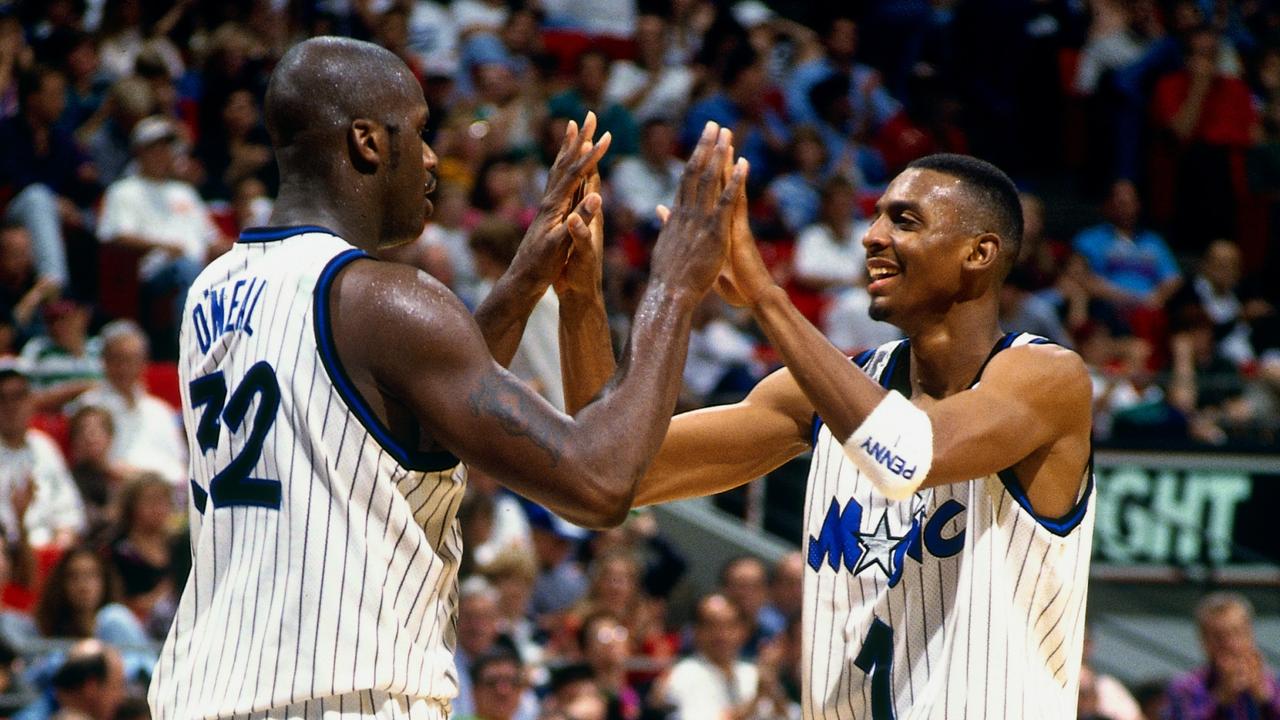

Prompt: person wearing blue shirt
xmin=784 ymin=16 xmax=903 ymax=137
xmin=1073 ymin=179 xmax=1183 ymax=310
xmin=682 ymin=46 xmax=787 ymax=184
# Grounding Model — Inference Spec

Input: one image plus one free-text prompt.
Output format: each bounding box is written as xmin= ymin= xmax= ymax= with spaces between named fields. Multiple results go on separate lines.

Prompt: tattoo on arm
xmin=467 ymin=372 xmax=567 ymax=467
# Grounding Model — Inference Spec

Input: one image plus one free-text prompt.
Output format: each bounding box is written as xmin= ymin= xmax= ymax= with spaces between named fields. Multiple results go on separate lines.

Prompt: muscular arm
xmin=337 ymin=262 xmax=700 ymax=528
xmin=635 ymin=367 xmax=812 ymax=506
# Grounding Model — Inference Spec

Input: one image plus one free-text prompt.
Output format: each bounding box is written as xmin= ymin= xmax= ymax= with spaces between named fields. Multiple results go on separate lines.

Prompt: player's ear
xmin=348 ymin=119 xmax=382 ymax=172
xmin=964 ymin=232 xmax=1001 ymax=274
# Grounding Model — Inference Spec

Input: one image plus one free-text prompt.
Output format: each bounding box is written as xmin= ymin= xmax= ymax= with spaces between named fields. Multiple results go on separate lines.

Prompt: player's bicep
xmin=923 ymin=346 xmax=1091 ymax=487
xmin=636 ymin=368 xmax=812 ymax=506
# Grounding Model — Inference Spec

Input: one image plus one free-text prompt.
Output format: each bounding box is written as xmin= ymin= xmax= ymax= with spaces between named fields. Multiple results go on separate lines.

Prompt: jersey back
xmin=150 ymin=227 xmax=466 ymax=719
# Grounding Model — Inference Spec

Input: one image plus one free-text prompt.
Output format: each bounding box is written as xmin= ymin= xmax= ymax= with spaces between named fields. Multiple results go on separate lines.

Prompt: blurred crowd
xmin=0 ymin=0 xmax=1278 ymax=717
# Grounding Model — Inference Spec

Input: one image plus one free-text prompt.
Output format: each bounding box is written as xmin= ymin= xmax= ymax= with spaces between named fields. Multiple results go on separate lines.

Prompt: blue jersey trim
xmin=810 ymin=349 xmax=880 ymax=447
xmin=313 ymin=249 xmax=460 ymax=472
xmin=239 ymin=225 xmax=336 ymax=243
xmin=996 ymin=458 xmax=1093 ymax=537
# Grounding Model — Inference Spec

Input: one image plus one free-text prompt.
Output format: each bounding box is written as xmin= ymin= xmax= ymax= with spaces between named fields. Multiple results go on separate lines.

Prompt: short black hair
xmin=548 ymin=662 xmax=595 ymax=694
xmin=51 ymin=651 xmax=108 ymax=692
xmin=470 ymin=646 xmax=523 ymax=680
xmin=720 ymin=44 xmax=759 ymax=89
xmin=905 ymin=153 xmax=1023 ymax=274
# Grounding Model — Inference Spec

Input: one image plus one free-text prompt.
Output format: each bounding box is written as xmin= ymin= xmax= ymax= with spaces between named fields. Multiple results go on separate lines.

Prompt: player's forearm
xmin=751 ymin=285 xmax=886 ymax=440
xmin=474 ymin=265 xmax=548 ymax=367
xmin=558 ymin=288 xmax=615 ymax=414
xmin=567 ymin=281 xmax=699 ymax=522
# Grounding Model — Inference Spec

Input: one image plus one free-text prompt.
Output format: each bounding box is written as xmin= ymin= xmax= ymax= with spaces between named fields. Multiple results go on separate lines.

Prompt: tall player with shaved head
xmin=149 ymin=36 xmax=746 ymax=719
xmin=559 ymin=154 xmax=1096 ymax=718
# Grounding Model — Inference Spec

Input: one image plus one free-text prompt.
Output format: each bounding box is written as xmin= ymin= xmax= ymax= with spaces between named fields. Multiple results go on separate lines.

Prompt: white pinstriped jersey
xmin=150 ymin=227 xmax=465 ymax=719
xmin=802 ymin=333 xmax=1094 ymax=720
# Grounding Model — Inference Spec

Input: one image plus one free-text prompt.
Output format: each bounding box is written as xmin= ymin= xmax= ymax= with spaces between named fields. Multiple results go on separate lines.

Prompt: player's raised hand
xmin=512 ymin=112 xmax=612 ymax=288
xmin=553 ymin=167 xmax=606 ymax=299
xmin=714 ymin=158 xmax=778 ymax=308
xmin=649 ymin=122 xmax=746 ymax=297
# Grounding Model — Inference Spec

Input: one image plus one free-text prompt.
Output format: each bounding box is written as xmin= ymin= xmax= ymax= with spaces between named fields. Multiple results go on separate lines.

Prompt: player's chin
xmin=867 ymin=296 xmax=893 ymax=323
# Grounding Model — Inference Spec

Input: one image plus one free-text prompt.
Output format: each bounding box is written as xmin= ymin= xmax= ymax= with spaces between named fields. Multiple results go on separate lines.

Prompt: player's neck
xmin=270 ymin=179 xmax=382 ymax=252
xmin=904 ymin=302 xmax=1003 ymax=398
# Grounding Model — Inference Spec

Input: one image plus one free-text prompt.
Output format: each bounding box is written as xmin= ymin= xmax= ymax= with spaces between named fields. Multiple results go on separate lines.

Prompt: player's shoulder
xmin=984 ymin=336 xmax=1091 ymax=407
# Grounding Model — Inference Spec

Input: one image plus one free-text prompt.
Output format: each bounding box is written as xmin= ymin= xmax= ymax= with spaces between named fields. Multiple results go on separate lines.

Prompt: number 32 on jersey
xmin=188 ymin=361 xmax=282 ymax=512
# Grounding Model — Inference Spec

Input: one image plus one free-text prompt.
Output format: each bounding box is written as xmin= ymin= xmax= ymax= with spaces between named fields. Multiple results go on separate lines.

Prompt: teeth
xmin=868 ymin=268 xmax=897 ymax=280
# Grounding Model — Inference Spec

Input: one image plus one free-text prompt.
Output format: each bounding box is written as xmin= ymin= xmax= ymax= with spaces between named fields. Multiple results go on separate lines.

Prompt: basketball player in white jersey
xmin=556 ymin=154 xmax=1094 ymax=718
xmin=149 ymin=37 xmax=746 ymax=719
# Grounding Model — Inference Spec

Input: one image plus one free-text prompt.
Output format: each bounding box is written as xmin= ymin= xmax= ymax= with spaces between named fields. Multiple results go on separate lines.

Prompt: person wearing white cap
xmin=0 ymin=358 xmax=86 ymax=548
xmin=96 ymin=115 xmax=227 ymax=353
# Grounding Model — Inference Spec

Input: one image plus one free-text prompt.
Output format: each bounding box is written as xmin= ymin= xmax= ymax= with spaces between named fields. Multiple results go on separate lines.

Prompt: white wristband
xmin=841 ymin=390 xmax=933 ymax=500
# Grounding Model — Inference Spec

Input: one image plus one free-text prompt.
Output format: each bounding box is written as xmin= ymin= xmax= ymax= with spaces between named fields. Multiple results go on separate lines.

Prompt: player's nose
xmin=422 ymin=140 xmax=438 ymax=173
xmin=862 ymin=216 xmax=890 ymax=254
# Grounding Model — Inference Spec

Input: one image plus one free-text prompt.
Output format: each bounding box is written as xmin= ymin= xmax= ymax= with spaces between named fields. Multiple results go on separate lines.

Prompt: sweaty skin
xmin=262 ymin=37 xmax=747 ymax=527
xmin=558 ymin=165 xmax=1092 ymax=518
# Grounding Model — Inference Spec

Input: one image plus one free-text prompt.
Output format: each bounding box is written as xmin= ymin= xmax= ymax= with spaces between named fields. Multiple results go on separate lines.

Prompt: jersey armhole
xmin=313 ymin=249 xmax=460 ymax=472
xmin=996 ymin=452 xmax=1093 ymax=537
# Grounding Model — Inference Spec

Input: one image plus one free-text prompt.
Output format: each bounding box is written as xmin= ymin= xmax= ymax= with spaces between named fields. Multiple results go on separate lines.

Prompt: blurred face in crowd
xmin=96 ymin=651 xmax=127 ymax=720
xmin=0 ymin=227 xmax=34 ymax=285
xmin=70 ymin=409 xmax=113 ymax=465
xmin=0 ymin=375 xmax=32 ymax=445
xmin=825 ymin=18 xmax=858 ymax=63
xmin=694 ymin=594 xmax=747 ymax=667
xmin=1187 ymin=29 xmax=1220 ymax=73
xmin=379 ymin=10 xmax=409 ymax=54
xmin=473 ymin=658 xmax=524 ymax=720
xmin=793 ymin=134 xmax=826 ymax=175
xmin=28 ymin=70 xmax=68 ymax=125
xmin=49 ymin=304 xmax=91 ymax=351
xmin=635 ymin=15 xmax=667 ymax=69
xmin=1199 ymin=602 xmax=1256 ymax=667
xmin=640 ymin=121 xmax=675 ymax=164
xmin=577 ymin=53 xmax=609 ymax=99
xmin=1202 ymin=240 xmax=1241 ymax=292
xmin=729 ymin=61 xmax=767 ymax=103
xmin=222 ymin=90 xmax=260 ymax=139
xmin=721 ymin=558 xmax=768 ymax=619
xmin=592 ymin=555 xmax=638 ymax=608
xmin=131 ymin=482 xmax=173 ymax=534
xmin=67 ymin=39 xmax=100 ymax=83
xmin=457 ymin=592 xmax=500 ymax=657
xmin=1104 ymin=180 xmax=1140 ymax=233
xmin=583 ymin=616 xmax=629 ymax=672
xmin=821 ymin=181 xmax=858 ymax=231
xmin=502 ymin=9 xmax=540 ymax=55
xmin=492 ymin=571 xmax=533 ymax=620
xmin=103 ymin=331 xmax=148 ymax=393
xmin=770 ymin=552 xmax=804 ymax=618
xmin=1019 ymin=193 xmax=1044 ymax=246
xmin=137 ymin=137 xmax=178 ymax=179
xmin=476 ymin=63 xmax=518 ymax=104
xmin=65 ymin=552 xmax=106 ymax=614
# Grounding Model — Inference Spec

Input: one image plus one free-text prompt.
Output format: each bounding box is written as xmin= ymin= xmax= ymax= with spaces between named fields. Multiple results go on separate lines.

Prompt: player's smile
xmin=866 ymin=257 xmax=901 ymax=295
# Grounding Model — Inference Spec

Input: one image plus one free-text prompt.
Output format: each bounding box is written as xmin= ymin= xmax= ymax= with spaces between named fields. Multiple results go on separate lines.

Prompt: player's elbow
xmin=558 ymin=469 xmax=636 ymax=529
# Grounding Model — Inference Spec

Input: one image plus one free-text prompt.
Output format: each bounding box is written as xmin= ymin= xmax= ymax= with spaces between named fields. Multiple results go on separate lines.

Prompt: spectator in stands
xmin=81 ymin=75 xmax=152 ymax=186
xmin=19 ymin=299 xmax=101 ymax=393
xmin=603 ymin=14 xmax=696 ymax=125
xmin=195 ymin=88 xmax=274 ymax=202
xmin=418 ymin=180 xmax=478 ymax=306
xmin=1166 ymin=592 xmax=1280 ymax=719
xmin=1167 ymin=308 xmax=1266 ymax=446
xmin=66 ymin=405 xmax=124 ymax=541
xmin=1072 ymin=179 xmax=1182 ymax=315
xmin=805 ymin=71 xmax=886 ymax=189
xmin=682 ymin=45 xmax=786 ymax=183
xmin=1016 ymin=192 xmax=1069 ymax=292
xmin=577 ymin=612 xmax=641 ymax=720
xmin=565 ymin=551 xmax=649 ymax=652
xmin=718 ymin=556 xmax=784 ymax=659
xmin=454 ymin=578 xmax=537 ymax=720
xmin=683 ymin=297 xmax=761 ymax=406
xmin=468 ymin=155 xmax=538 ymax=230
xmin=527 ymin=506 xmax=588 ymax=617
xmin=765 ymin=552 xmax=803 ymax=628
xmin=0 ymin=359 xmax=85 ymax=548
xmin=0 ymin=635 xmax=32 ymax=716
xmin=468 ymin=467 xmax=532 ymax=568
xmin=1170 ymin=239 xmax=1277 ymax=368
xmin=47 ymin=641 xmax=125 ymax=720
xmin=469 ymin=217 xmax=563 ymax=409
xmin=461 ymin=647 xmax=530 ymax=720
xmin=1 ymin=64 xmax=98 ymax=293
xmin=49 ymin=30 xmax=107 ymax=133
xmin=480 ymin=548 xmax=541 ymax=670
xmin=111 ymin=696 xmax=150 ymax=720
xmin=793 ymin=176 xmax=869 ymax=296
xmin=548 ymin=50 xmax=638 ymax=159
xmin=1000 ymin=268 xmax=1073 ymax=346
xmin=766 ymin=126 xmax=829 ymax=236
xmin=1078 ymin=630 xmax=1144 ymax=720
xmin=655 ymin=593 xmax=781 ymax=720
xmin=608 ymin=118 xmax=681 ymax=231
xmin=1152 ymin=25 xmax=1259 ymax=249
xmin=105 ymin=474 xmax=172 ymax=642
xmin=96 ymin=116 xmax=226 ymax=351
xmin=0 ymin=223 xmax=58 ymax=344
xmin=34 ymin=547 xmax=115 ymax=639
xmin=72 ymin=320 xmax=185 ymax=484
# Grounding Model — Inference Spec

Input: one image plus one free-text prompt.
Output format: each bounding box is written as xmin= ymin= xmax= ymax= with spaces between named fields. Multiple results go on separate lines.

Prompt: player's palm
xmin=715 ymin=163 xmax=775 ymax=307
xmin=553 ymin=169 xmax=605 ymax=297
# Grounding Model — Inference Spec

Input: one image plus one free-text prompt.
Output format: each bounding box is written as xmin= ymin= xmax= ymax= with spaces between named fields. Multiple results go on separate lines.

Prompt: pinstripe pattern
xmin=801 ymin=334 xmax=1095 ymax=720
xmin=150 ymin=231 xmax=463 ymax=719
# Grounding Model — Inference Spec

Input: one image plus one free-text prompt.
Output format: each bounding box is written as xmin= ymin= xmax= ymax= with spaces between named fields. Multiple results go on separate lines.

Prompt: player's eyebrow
xmin=874 ymin=199 xmax=923 ymax=219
